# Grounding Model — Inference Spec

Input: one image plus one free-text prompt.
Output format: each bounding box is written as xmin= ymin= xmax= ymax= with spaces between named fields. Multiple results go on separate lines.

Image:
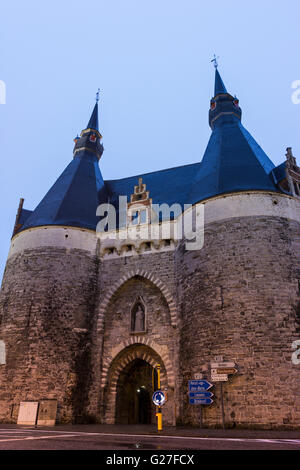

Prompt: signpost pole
xmin=188 ymin=380 xmax=214 ymax=429
xmin=220 ymin=382 xmax=225 ymax=430
xmin=157 ymin=364 xmax=161 ymax=390
xmin=156 ymin=364 xmax=163 ymax=432
xmin=199 ymin=404 xmax=202 ymax=429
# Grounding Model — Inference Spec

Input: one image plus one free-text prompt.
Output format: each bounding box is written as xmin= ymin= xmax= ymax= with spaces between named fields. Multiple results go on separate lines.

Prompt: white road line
xmin=0 ymin=429 xmax=38 ymax=436
xmin=0 ymin=434 xmax=79 ymax=443
xmin=0 ymin=429 xmax=299 ymax=446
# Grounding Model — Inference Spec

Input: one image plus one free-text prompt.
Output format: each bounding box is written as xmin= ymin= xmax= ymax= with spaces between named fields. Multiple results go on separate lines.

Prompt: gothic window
xmin=131 ymin=300 xmax=146 ymax=333
xmin=131 ymin=211 xmax=139 ymax=225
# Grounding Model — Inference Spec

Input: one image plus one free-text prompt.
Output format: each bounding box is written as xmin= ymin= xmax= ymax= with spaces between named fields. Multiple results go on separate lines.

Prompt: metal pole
xmin=157 ymin=364 xmax=161 ymax=389
xmin=199 ymin=405 xmax=202 ymax=429
xmin=156 ymin=364 xmax=163 ymax=432
xmin=220 ymin=382 xmax=225 ymax=430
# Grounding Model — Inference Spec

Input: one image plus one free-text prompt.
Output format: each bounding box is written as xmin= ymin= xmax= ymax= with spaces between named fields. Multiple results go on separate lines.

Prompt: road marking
xmin=0 ymin=434 xmax=79 ymax=443
xmin=0 ymin=429 xmax=299 ymax=446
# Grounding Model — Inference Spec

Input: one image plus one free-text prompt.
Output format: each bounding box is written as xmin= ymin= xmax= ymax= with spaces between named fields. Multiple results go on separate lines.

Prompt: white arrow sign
xmin=211 ymin=362 xmax=236 ymax=369
xmin=211 ymin=374 xmax=228 ymax=382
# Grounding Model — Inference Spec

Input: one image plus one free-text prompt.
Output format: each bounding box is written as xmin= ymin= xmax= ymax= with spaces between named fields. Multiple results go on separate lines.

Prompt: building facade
xmin=0 ymin=68 xmax=300 ymax=429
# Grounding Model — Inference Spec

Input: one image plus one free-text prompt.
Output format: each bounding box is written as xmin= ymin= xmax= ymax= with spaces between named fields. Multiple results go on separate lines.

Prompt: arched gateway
xmin=116 ymin=358 xmax=154 ymax=424
xmin=102 ymin=343 xmax=174 ymax=425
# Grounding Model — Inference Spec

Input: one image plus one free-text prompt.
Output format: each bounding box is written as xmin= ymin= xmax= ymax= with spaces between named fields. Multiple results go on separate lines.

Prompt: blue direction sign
xmin=189 ymin=398 xmax=213 ymax=405
xmin=188 ymin=380 xmax=213 ymax=392
xmin=189 ymin=392 xmax=214 ymax=399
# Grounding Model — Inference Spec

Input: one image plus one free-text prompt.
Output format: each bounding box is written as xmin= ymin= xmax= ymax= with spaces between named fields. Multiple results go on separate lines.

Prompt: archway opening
xmin=115 ymin=358 xmax=156 ymax=424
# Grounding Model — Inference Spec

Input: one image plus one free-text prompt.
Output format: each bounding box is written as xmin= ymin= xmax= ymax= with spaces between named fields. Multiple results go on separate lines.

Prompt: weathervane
xmin=96 ymin=88 xmax=101 ymax=103
xmin=211 ymin=54 xmax=219 ymax=69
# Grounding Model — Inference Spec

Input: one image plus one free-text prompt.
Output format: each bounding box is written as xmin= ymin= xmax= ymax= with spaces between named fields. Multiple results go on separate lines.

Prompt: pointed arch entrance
xmin=103 ymin=343 xmax=171 ymax=425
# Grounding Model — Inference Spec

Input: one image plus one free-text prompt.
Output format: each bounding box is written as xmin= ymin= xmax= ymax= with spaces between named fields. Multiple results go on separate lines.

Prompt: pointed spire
xmin=86 ymin=90 xmax=101 ymax=131
xmin=214 ymin=68 xmax=227 ymax=96
xmin=87 ymin=102 xmax=99 ymax=131
xmin=73 ymin=91 xmax=104 ymax=161
xmin=20 ymin=90 xmax=107 ymax=233
xmin=209 ymin=65 xmax=241 ymax=129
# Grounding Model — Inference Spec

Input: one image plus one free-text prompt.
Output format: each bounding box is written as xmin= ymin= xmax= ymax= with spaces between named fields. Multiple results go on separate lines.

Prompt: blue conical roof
xmin=188 ymin=121 xmax=277 ymax=204
xmin=188 ymin=69 xmax=278 ymax=203
xmin=20 ymin=103 xmax=107 ymax=232
xmin=21 ymin=154 xmax=107 ymax=231
xmin=215 ymin=68 xmax=227 ymax=95
xmin=87 ymin=102 xmax=99 ymax=131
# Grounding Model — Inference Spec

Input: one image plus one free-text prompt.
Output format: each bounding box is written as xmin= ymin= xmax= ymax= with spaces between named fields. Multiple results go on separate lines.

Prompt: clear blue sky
xmin=0 ymin=0 xmax=299 ymax=281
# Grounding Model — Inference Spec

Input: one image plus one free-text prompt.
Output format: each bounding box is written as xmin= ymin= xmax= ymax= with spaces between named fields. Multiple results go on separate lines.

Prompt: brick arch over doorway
xmin=96 ymin=270 xmax=178 ymax=330
xmin=102 ymin=343 xmax=173 ymax=425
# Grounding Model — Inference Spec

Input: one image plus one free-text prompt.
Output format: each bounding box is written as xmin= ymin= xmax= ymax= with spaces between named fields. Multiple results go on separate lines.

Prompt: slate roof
xmin=87 ymin=102 xmax=99 ymax=132
xmin=270 ymin=161 xmax=287 ymax=184
xmin=17 ymin=69 xmax=285 ymax=234
xmin=188 ymin=121 xmax=278 ymax=204
xmin=20 ymin=153 xmax=107 ymax=231
xmin=214 ymin=68 xmax=228 ymax=96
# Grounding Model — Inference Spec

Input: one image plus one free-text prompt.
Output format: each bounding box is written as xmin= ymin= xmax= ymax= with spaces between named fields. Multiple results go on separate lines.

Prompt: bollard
xmin=156 ymin=407 xmax=163 ymax=431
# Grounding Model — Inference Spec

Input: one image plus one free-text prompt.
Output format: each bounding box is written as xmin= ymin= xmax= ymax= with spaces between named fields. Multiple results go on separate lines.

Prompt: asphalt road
xmin=0 ymin=427 xmax=299 ymax=451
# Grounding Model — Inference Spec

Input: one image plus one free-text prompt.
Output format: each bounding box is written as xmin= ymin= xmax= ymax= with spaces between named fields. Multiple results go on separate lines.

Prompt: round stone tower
xmin=176 ymin=69 xmax=300 ymax=429
xmin=0 ymin=101 xmax=105 ymax=423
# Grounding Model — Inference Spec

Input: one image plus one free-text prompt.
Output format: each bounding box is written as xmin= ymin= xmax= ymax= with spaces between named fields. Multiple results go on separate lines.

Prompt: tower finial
xmin=96 ymin=88 xmax=101 ymax=103
xmin=211 ymin=54 xmax=219 ymax=69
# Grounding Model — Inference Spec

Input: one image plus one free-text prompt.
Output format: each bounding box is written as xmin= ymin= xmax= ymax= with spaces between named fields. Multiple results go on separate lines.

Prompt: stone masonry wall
xmin=176 ymin=215 xmax=300 ymax=429
xmin=1 ymin=207 xmax=300 ymax=429
xmin=87 ymin=250 xmax=179 ymax=425
xmin=0 ymin=245 xmax=99 ymax=423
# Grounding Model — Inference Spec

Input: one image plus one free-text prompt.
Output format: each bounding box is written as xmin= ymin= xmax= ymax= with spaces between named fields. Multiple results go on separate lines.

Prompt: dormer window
xmin=130 ymin=209 xmax=148 ymax=225
xmin=127 ymin=177 xmax=152 ymax=227
xmin=131 ymin=211 xmax=139 ymax=225
xmin=140 ymin=210 xmax=147 ymax=224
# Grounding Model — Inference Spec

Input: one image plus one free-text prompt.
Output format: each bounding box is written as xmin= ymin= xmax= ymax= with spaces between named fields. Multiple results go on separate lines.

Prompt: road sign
xmin=188 ymin=380 xmax=213 ymax=392
xmin=211 ymin=362 xmax=236 ymax=369
xmin=211 ymin=374 xmax=228 ymax=382
xmin=189 ymin=392 xmax=214 ymax=399
xmin=214 ymin=356 xmax=223 ymax=362
xmin=194 ymin=373 xmax=203 ymax=380
xmin=216 ymin=368 xmax=237 ymax=375
xmin=152 ymin=391 xmax=166 ymax=406
xmin=189 ymin=398 xmax=213 ymax=405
